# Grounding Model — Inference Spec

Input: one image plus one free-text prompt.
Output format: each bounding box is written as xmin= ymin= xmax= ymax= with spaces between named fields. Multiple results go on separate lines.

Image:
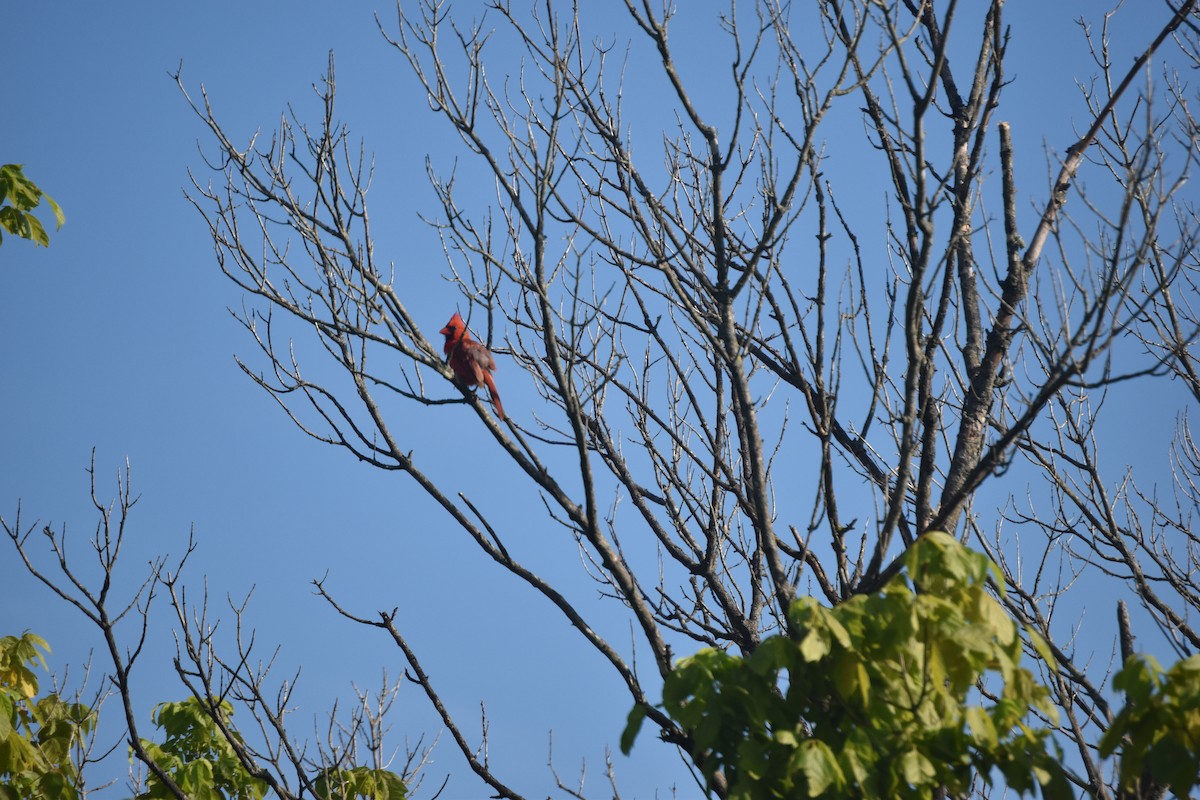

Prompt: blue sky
xmin=2 ymin=2 xmax=1190 ymax=798
xmin=4 ymin=4 xmax=699 ymax=796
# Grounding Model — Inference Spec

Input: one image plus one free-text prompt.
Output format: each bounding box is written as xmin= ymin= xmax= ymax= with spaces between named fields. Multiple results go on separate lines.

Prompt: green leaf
xmin=0 ymin=165 xmax=35 ymax=208
xmin=787 ymin=596 xmax=821 ymax=628
xmin=24 ymin=213 xmax=48 ymax=247
xmin=799 ymin=627 xmax=831 ymax=662
xmin=0 ymin=205 xmax=31 ymax=240
xmin=1026 ymin=626 xmax=1057 ymax=672
xmin=1146 ymin=734 xmax=1199 ymax=793
xmin=975 ymin=594 xmax=1015 ymax=646
xmin=315 ymin=766 xmax=407 ymax=800
xmin=832 ymin=652 xmax=870 ymax=709
xmin=44 ymin=194 xmax=64 ymax=230
xmin=750 ymin=635 xmax=792 ymax=675
xmin=792 ymin=739 xmax=843 ymax=796
xmin=897 ymin=748 xmax=936 ymax=786
xmin=1113 ymin=655 xmax=1162 ymax=705
xmin=6 ymin=176 xmax=39 ymax=211
xmin=0 ymin=695 xmax=13 ymax=740
xmin=1098 ymin=708 xmax=1128 ymax=758
xmin=774 ymin=728 xmax=799 ymax=747
xmin=1170 ymin=652 xmax=1200 ymax=678
xmin=0 ymin=165 xmax=62 ymax=248
xmin=964 ymin=706 xmax=997 ymax=749
xmin=619 ymin=703 xmax=645 ymax=755
xmin=839 ymin=728 xmax=876 ymax=790
xmin=373 ymin=769 xmax=408 ymax=799
xmin=35 ymin=770 xmax=75 ymax=800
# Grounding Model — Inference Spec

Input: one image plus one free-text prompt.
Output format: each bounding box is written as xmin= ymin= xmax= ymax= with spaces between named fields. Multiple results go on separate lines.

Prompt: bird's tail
xmin=484 ymin=373 xmax=505 ymax=421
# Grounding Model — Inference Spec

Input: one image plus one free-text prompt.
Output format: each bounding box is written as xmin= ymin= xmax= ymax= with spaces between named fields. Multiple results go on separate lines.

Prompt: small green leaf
xmin=0 ymin=205 xmax=30 ymax=239
xmin=839 ymin=729 xmax=876 ymax=789
xmin=1026 ymin=626 xmax=1057 ymax=671
xmin=0 ymin=694 xmax=13 ymax=739
xmin=619 ymin=703 xmax=646 ymax=755
xmin=799 ymin=628 xmax=830 ymax=662
xmin=45 ymin=194 xmax=64 ymax=230
xmin=1113 ymin=655 xmax=1162 ymax=704
xmin=774 ymin=728 xmax=799 ymax=747
xmin=964 ymin=706 xmax=997 ymax=749
xmin=750 ymin=636 xmax=793 ymax=675
xmin=792 ymin=739 xmax=843 ymax=796
xmin=976 ymin=595 xmax=1015 ymax=646
xmin=832 ymin=652 xmax=870 ymax=709
xmin=897 ymin=748 xmax=936 ymax=786
xmin=24 ymin=213 xmax=49 ymax=247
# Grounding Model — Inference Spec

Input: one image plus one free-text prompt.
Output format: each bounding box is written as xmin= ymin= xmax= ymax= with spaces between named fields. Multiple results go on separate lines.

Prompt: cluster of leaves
xmin=3 ymin=631 xmax=408 ymax=800
xmin=625 ymin=532 xmax=1070 ymax=799
xmin=0 ymin=164 xmax=64 ymax=248
xmin=1100 ymin=653 xmax=1200 ymax=796
xmin=313 ymin=766 xmax=408 ymax=800
xmin=137 ymin=696 xmax=268 ymax=800
xmin=0 ymin=632 xmax=95 ymax=800
xmin=138 ymin=697 xmax=409 ymax=800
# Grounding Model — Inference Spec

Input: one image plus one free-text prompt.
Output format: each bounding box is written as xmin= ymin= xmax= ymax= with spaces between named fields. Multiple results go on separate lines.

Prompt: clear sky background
xmin=2 ymin=2 xmax=1190 ymax=798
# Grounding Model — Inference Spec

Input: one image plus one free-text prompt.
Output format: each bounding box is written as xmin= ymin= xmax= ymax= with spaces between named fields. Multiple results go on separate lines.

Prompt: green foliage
xmin=138 ymin=697 xmax=408 ymax=800
xmin=137 ymin=696 xmax=268 ymax=800
xmin=0 ymin=632 xmax=95 ymax=800
xmin=1100 ymin=652 xmax=1200 ymax=796
xmin=0 ymin=163 xmax=64 ymax=248
xmin=1 ymin=632 xmax=408 ymax=800
xmin=625 ymin=532 xmax=1071 ymax=799
xmin=313 ymin=766 xmax=408 ymax=800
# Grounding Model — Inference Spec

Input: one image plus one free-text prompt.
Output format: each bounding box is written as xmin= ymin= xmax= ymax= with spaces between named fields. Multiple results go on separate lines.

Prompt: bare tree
xmin=2 ymin=454 xmax=436 ymax=800
xmin=168 ymin=0 xmax=1200 ymax=797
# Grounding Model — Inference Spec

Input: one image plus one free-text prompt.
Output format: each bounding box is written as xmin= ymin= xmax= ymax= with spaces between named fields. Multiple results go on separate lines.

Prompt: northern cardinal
xmin=441 ymin=311 xmax=505 ymax=421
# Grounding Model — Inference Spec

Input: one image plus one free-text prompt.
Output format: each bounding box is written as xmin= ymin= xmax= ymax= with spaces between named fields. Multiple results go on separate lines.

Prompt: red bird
xmin=441 ymin=311 xmax=505 ymax=421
